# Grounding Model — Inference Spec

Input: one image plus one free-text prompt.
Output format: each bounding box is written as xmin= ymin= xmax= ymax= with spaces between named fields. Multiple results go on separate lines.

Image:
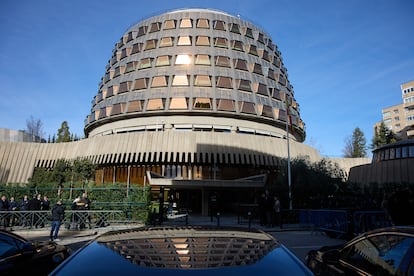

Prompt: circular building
xmin=81 ymin=8 xmax=318 ymax=214
xmin=1 ymin=8 xmax=340 ymax=215
xmin=86 ymin=9 xmax=305 ymax=141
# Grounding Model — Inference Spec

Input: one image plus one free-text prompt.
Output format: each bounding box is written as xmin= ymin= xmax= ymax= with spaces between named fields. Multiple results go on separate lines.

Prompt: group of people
xmin=258 ymin=190 xmax=282 ymax=228
xmin=0 ymin=193 xmax=51 ymax=228
xmin=0 ymin=192 xmax=92 ymax=241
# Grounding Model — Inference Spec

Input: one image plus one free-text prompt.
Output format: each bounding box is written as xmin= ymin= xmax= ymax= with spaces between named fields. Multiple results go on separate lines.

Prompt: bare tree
xmin=25 ymin=116 xmax=44 ymax=142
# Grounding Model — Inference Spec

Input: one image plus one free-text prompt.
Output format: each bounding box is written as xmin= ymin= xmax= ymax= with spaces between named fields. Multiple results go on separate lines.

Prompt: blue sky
xmin=1 ymin=0 xmax=413 ymax=157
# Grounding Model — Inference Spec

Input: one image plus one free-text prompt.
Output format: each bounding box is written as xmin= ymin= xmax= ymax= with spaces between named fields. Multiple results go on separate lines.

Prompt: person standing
xmin=27 ymin=194 xmax=42 ymax=228
xmin=81 ymin=192 xmax=92 ymax=229
xmin=0 ymin=195 xmax=10 ymax=229
xmin=273 ymin=196 xmax=282 ymax=228
xmin=19 ymin=195 xmax=29 ymax=226
xmin=8 ymin=196 xmax=18 ymax=227
xmin=50 ymin=199 xmax=65 ymax=241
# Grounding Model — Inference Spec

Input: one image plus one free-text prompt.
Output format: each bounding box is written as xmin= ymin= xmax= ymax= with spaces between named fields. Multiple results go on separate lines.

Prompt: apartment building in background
xmin=375 ymin=80 xmax=414 ymax=140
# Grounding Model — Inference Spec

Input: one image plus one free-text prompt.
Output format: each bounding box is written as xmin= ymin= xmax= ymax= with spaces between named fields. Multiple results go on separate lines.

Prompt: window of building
xmin=175 ymin=54 xmax=192 ymax=65
xmin=159 ymin=37 xmax=174 ymax=47
xmin=96 ymin=93 xmax=103 ymax=103
xmin=118 ymin=81 xmax=131 ymax=94
xmin=131 ymin=43 xmax=143 ymax=54
xmin=149 ymin=22 xmax=162 ymax=33
xmin=247 ymin=45 xmax=258 ymax=56
xmin=120 ymin=48 xmax=130 ymax=60
xmin=278 ymin=74 xmax=287 ymax=85
xmin=270 ymin=87 xmax=282 ymax=100
xmin=261 ymin=105 xmax=273 ymax=118
xmin=113 ymin=67 xmax=121 ymax=78
xmin=214 ymin=37 xmax=228 ymax=48
xmin=273 ymin=57 xmax=281 ymax=68
xmin=137 ymin=26 xmax=147 ymax=37
xmin=127 ymin=100 xmax=143 ymax=112
xmin=195 ymin=54 xmax=210 ymax=65
xmin=177 ymin=36 xmax=192 ymax=46
xmin=194 ymin=75 xmax=212 ymax=87
xmin=251 ymin=63 xmax=263 ymax=75
xmin=216 ymin=76 xmax=233 ymax=89
xmin=98 ymin=107 xmax=107 ymax=119
xmin=127 ymin=32 xmax=134 ymax=42
xmin=233 ymin=59 xmax=248 ymax=71
xmin=151 ymin=76 xmax=168 ymax=87
xmin=111 ymin=103 xmax=126 ymax=115
xmin=145 ymin=39 xmax=158 ymax=50
xmin=196 ymin=18 xmax=209 ymax=29
xmin=147 ymin=98 xmax=164 ymax=110
xmin=164 ymin=19 xmax=176 ymax=30
xmin=254 ymin=83 xmax=268 ymax=96
xmin=215 ymin=56 xmax=230 ymax=67
xmin=217 ymin=99 xmax=235 ymax=112
xmin=239 ymin=102 xmax=256 ymax=114
xmin=133 ymin=78 xmax=149 ymax=90
xmin=231 ymin=40 xmax=244 ymax=51
xmin=169 ymin=97 xmax=188 ymax=109
xmin=237 ymin=79 xmax=251 ymax=92
xmin=139 ymin=58 xmax=153 ymax=69
xmin=267 ymin=68 xmax=276 ymax=80
xmin=172 ymin=75 xmax=189 ymax=86
xmin=193 ymin=98 xmax=212 ymax=109
xmin=257 ymin=33 xmax=265 ymax=44
xmin=196 ymin=36 xmax=210 ymax=46
xmin=229 ymin=23 xmax=241 ymax=34
xmin=125 ymin=61 xmax=137 ymax=73
xmin=261 ymin=50 xmax=270 ymax=61
xmin=382 ymin=111 xmax=391 ymax=117
xmin=180 ymin=18 xmax=193 ymax=28
xmin=155 ymin=55 xmax=171 ymax=67
xmin=213 ymin=20 xmax=225 ymax=30
xmin=106 ymin=86 xmax=115 ymax=98
xmin=244 ymin=27 xmax=254 ymax=39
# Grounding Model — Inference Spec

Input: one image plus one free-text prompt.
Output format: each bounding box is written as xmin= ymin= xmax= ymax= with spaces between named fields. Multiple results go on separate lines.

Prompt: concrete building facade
xmin=0 ymin=9 xmax=370 ymax=214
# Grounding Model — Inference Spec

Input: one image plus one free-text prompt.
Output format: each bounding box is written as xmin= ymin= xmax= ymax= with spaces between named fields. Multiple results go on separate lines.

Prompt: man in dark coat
xmin=27 ymin=194 xmax=42 ymax=228
xmin=50 ymin=199 xmax=65 ymax=241
xmin=0 ymin=195 xmax=10 ymax=228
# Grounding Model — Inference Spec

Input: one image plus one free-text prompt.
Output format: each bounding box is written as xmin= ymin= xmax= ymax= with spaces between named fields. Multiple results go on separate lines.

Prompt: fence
xmin=299 ymin=209 xmax=392 ymax=239
xmin=0 ymin=210 xmax=141 ymax=230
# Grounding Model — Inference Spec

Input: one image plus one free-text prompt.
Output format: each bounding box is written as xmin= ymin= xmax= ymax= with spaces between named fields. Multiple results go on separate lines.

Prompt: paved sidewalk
xmin=11 ymin=214 xmax=312 ymax=246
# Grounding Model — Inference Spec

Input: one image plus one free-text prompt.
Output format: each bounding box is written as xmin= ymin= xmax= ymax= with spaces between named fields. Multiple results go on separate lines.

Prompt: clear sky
xmin=1 ymin=0 xmax=413 ymax=157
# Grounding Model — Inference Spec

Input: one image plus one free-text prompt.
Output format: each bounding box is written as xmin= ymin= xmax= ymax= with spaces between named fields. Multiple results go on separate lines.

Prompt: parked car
xmin=0 ymin=229 xmax=70 ymax=275
xmin=305 ymin=226 xmax=414 ymax=275
xmin=51 ymin=225 xmax=313 ymax=275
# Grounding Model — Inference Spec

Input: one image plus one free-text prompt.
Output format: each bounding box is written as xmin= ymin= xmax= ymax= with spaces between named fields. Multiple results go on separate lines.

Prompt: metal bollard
xmin=217 ymin=212 xmax=220 ymax=227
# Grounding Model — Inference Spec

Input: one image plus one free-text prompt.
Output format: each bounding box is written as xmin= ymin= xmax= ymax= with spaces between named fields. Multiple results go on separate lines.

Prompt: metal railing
xmin=0 ymin=210 xmax=137 ymax=230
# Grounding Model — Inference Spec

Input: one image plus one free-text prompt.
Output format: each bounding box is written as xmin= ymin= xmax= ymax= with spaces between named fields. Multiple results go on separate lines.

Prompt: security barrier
xmin=0 ymin=210 xmax=133 ymax=230
xmin=299 ymin=209 xmax=391 ymax=239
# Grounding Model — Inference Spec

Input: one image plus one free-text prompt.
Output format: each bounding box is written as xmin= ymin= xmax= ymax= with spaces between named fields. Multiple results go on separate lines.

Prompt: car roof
xmin=51 ymin=225 xmax=313 ymax=275
xmin=344 ymin=226 xmax=414 ymax=246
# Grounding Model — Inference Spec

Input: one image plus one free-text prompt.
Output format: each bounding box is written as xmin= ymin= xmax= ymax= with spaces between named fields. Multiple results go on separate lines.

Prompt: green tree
xmin=343 ymin=127 xmax=367 ymax=157
xmin=371 ymin=121 xmax=398 ymax=149
xmin=72 ymin=158 xmax=96 ymax=186
xmin=56 ymin=121 xmax=71 ymax=142
xmin=52 ymin=159 xmax=71 ymax=184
